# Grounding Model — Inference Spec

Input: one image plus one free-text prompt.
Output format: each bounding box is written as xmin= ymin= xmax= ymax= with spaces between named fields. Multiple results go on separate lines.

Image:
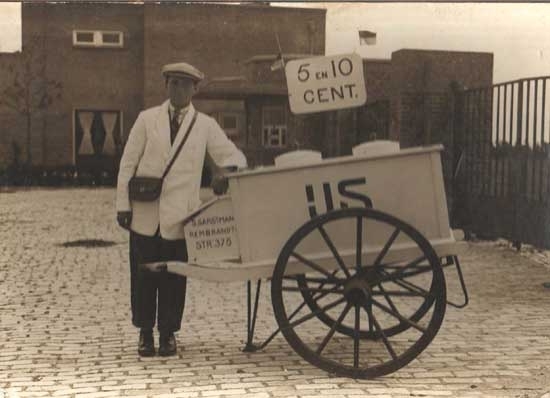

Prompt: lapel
xmin=167 ymin=103 xmax=196 ymax=160
xmin=154 ymin=100 xmax=172 ymax=158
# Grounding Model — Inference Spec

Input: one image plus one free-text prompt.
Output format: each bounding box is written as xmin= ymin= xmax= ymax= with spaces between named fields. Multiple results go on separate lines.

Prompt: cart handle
xmin=182 ymin=196 xmax=224 ymax=226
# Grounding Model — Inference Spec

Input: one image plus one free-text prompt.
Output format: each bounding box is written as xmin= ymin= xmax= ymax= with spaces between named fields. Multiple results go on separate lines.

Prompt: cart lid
xmin=228 ymin=144 xmax=444 ymax=179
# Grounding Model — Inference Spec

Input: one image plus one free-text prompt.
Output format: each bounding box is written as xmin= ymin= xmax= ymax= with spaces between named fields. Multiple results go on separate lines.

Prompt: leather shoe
xmin=158 ymin=332 xmax=177 ymax=357
xmin=138 ymin=330 xmax=155 ymax=357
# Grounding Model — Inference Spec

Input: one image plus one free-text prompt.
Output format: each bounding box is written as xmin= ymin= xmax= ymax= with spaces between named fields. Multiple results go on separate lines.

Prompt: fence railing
xmin=455 ymin=75 xmax=550 ymax=248
xmin=461 ymin=76 xmax=550 ymax=202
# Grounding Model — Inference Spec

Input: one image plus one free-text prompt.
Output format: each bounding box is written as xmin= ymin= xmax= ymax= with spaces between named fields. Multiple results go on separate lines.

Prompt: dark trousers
xmin=129 ymin=230 xmax=188 ymax=333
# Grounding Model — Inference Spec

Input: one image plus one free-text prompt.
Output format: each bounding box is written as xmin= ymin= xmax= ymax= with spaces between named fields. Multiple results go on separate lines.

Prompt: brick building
xmin=0 ymin=2 xmax=326 ymax=173
xmin=0 ymin=2 xmax=494 ymax=182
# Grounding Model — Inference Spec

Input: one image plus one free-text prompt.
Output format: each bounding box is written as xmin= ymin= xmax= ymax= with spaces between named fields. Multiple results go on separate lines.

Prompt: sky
xmin=1 ymin=2 xmax=549 ymax=83
xmin=0 ymin=2 xmax=21 ymax=53
xmin=275 ymin=2 xmax=550 ymax=84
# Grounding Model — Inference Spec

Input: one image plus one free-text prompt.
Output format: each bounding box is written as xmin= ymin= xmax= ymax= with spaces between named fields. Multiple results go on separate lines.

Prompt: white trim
xmin=72 ymin=30 xmax=95 ymax=46
xmin=262 ymin=125 xmax=287 ymax=148
xmin=72 ymin=30 xmax=124 ymax=48
xmin=261 ymin=105 xmax=287 ymax=148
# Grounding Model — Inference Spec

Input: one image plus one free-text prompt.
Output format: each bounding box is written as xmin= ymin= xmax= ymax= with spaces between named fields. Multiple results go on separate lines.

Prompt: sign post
xmin=285 ymin=53 xmax=367 ymax=114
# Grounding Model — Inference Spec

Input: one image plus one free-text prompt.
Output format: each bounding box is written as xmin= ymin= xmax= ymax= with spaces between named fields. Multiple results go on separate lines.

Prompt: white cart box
xmin=181 ymin=145 xmax=454 ymax=278
xmin=228 ymin=145 xmax=451 ymax=266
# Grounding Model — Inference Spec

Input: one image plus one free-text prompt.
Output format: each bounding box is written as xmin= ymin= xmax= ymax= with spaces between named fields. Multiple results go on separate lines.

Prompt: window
xmin=73 ymin=30 xmax=124 ymax=48
xmin=101 ymin=32 xmax=121 ymax=44
xmin=262 ymin=105 xmax=287 ymax=148
xmin=207 ymin=111 xmax=241 ymax=137
xmin=74 ymin=110 xmax=122 ymax=163
xmin=222 ymin=114 xmax=237 ymax=130
xmin=75 ymin=31 xmax=94 ymax=43
xmin=219 ymin=113 xmax=239 ymax=137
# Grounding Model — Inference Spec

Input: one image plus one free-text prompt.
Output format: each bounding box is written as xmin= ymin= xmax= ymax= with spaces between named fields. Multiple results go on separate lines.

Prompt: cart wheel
xmin=296 ymin=265 xmax=437 ymax=339
xmin=271 ymin=207 xmax=446 ymax=379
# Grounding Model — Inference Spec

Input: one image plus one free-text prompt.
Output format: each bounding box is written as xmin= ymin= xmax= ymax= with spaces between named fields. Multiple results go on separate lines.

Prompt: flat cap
xmin=161 ymin=62 xmax=204 ymax=82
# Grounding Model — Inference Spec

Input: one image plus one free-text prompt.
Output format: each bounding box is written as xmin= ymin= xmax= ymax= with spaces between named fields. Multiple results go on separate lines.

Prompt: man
xmin=116 ymin=62 xmax=247 ymax=357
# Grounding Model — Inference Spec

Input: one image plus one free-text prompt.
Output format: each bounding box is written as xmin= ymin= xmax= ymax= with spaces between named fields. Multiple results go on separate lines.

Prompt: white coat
xmin=116 ymin=100 xmax=247 ymax=240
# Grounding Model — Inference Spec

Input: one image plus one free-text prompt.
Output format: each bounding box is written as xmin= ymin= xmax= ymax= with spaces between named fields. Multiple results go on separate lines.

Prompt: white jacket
xmin=116 ymin=101 xmax=247 ymax=239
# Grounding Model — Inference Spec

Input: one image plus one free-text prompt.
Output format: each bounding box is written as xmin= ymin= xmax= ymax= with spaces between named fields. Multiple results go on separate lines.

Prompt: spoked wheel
xmin=296 ymin=265 xmax=437 ymax=339
xmin=271 ymin=207 xmax=446 ymax=379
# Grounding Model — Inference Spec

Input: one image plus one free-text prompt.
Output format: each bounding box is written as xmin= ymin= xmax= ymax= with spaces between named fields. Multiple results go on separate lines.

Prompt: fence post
xmin=513 ymin=81 xmax=525 ymax=248
xmin=449 ymin=81 xmax=466 ymax=229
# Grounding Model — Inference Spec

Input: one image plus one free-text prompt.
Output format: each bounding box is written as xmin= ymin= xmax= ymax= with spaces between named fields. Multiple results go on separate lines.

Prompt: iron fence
xmin=455 ymin=76 xmax=550 ymax=248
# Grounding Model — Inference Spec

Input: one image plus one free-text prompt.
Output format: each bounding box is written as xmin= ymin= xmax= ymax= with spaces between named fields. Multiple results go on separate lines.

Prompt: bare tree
xmin=0 ymin=35 xmax=62 ymax=167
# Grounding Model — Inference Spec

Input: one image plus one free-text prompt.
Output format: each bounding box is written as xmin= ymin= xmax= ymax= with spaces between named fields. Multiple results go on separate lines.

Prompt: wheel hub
xmin=343 ymin=268 xmax=384 ymax=305
xmin=343 ymin=276 xmax=371 ymax=305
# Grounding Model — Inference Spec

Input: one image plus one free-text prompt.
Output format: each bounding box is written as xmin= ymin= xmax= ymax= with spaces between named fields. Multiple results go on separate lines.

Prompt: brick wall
xmin=0 ymin=53 xmax=22 ymax=168
xmin=355 ymin=50 xmax=492 ymax=151
xmin=2 ymin=3 xmax=323 ymax=169
xmin=389 ymin=49 xmax=493 ymax=147
xmin=389 ymin=50 xmax=493 ymax=217
xmin=352 ymin=59 xmax=392 ymax=148
xmin=142 ymin=3 xmax=326 ymax=107
xmin=363 ymin=59 xmax=392 ymax=103
xmin=390 ymin=49 xmax=493 ymax=93
xmin=0 ymin=3 xmax=145 ymax=168
xmin=245 ymin=58 xmax=288 ymax=87
xmin=0 ymin=113 xmax=25 ymax=169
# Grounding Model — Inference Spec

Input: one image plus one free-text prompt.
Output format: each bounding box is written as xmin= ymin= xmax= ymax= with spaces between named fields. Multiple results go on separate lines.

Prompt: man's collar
xmin=169 ymin=102 xmax=191 ymax=114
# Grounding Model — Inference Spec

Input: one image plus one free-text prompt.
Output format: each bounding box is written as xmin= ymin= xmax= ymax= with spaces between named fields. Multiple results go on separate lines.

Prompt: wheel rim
xmin=271 ymin=207 xmax=446 ymax=379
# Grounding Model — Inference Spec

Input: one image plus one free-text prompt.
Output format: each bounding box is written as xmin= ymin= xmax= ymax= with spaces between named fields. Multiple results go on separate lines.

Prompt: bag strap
xmin=161 ymin=110 xmax=198 ymax=180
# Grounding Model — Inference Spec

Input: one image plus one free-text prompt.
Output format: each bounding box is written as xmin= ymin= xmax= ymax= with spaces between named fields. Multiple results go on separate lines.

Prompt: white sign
xmin=285 ymin=53 xmax=367 ymax=114
xmin=184 ymin=197 xmax=240 ymax=263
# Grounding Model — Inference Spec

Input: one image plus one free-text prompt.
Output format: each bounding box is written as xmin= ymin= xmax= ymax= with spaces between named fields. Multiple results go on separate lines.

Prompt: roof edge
xmin=244 ymin=53 xmax=315 ymax=64
xmin=393 ymin=48 xmax=494 ymax=57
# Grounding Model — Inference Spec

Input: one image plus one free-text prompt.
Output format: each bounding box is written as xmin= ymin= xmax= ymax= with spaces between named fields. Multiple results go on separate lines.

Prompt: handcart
xmin=144 ymin=144 xmax=468 ymax=379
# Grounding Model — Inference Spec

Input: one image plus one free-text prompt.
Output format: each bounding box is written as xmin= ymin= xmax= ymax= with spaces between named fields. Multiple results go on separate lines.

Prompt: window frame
xmin=219 ymin=112 xmax=240 ymax=137
xmin=262 ymin=105 xmax=288 ymax=148
xmin=72 ymin=108 xmax=123 ymax=164
xmin=72 ymin=30 xmax=124 ymax=48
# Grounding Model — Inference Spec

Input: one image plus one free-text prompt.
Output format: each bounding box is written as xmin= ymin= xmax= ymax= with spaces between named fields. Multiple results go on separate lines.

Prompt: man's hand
xmin=117 ymin=211 xmax=132 ymax=230
xmin=211 ymin=175 xmax=228 ymax=196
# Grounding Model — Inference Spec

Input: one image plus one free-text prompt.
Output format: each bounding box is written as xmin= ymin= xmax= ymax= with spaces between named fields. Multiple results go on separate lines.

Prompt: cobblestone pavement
xmin=1 ymin=188 xmax=549 ymax=398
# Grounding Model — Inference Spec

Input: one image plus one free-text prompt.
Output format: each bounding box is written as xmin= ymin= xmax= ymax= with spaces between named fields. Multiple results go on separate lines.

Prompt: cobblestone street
xmin=1 ymin=188 xmax=549 ymax=398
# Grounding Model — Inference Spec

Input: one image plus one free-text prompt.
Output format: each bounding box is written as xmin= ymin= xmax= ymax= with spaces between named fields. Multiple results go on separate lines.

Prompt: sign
xmin=184 ymin=197 xmax=240 ymax=263
xmin=285 ymin=53 xmax=367 ymax=114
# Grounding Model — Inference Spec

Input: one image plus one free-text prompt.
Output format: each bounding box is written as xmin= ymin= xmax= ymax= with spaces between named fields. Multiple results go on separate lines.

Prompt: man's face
xmin=166 ymin=76 xmax=197 ymax=109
